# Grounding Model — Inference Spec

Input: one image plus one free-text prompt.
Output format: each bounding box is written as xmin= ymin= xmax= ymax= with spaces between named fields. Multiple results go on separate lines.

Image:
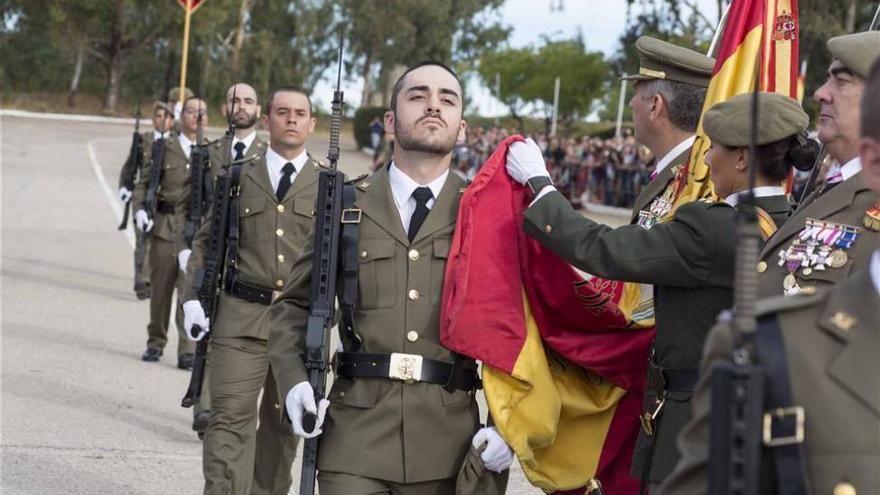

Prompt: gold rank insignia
xmin=829 ymin=311 xmax=856 ymax=332
xmin=864 ymin=200 xmax=880 ymax=232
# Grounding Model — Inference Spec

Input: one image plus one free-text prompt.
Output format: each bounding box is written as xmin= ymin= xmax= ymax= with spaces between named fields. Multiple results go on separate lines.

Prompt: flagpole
xmin=706 ymin=2 xmax=732 ymax=57
xmin=870 ymin=3 xmax=880 ymax=30
xmin=178 ymin=0 xmax=194 ymax=109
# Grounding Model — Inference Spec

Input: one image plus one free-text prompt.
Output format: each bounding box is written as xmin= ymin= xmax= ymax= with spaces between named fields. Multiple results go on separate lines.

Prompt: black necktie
xmin=276 ymin=163 xmax=295 ymax=202
xmin=408 ymin=187 xmax=433 ymax=242
xmin=233 ymin=141 xmax=246 ymax=161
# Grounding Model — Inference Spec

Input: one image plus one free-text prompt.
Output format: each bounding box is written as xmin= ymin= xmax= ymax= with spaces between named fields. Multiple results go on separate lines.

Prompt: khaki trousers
xmin=146 ymin=237 xmax=193 ymax=357
xmin=317 ymin=471 xmax=455 ymax=495
xmin=202 ymin=337 xmax=298 ymax=495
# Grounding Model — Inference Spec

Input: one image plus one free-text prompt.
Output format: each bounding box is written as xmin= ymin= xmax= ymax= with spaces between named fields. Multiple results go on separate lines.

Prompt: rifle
xmin=181 ymin=88 xmax=238 ymax=408
xmin=184 ymin=104 xmax=211 ymax=248
xmin=299 ymin=33 xmax=346 ymax=495
xmin=144 ymin=62 xmax=174 ymax=223
xmin=118 ymin=104 xmax=143 ymax=230
xmin=708 ymin=69 xmax=764 ymax=495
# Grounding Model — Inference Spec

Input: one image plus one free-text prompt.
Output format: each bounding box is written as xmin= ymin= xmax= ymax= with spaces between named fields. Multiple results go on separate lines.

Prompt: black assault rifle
xmin=118 ymin=104 xmax=143 ymax=230
xmin=299 ymin=33 xmax=346 ymax=495
xmin=181 ymin=90 xmax=238 ymax=408
xmin=184 ymin=106 xmax=212 ymax=248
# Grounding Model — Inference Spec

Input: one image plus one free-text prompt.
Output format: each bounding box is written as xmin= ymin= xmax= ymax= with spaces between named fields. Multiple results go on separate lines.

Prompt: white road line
xmin=86 ymin=138 xmax=135 ymax=248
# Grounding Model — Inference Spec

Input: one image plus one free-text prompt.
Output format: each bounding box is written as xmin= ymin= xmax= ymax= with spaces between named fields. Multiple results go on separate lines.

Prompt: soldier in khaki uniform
xmin=183 ymin=87 xmax=318 ymax=495
xmin=657 ymin=58 xmax=880 ymax=495
xmin=504 ymin=91 xmax=818 ymax=490
xmin=623 ymin=37 xmax=714 ymax=227
xmin=118 ymin=101 xmax=174 ymax=299
xmin=133 ymin=97 xmax=210 ymax=367
xmin=268 ymin=62 xmax=513 ymax=494
xmin=756 ymin=31 xmax=880 ymax=297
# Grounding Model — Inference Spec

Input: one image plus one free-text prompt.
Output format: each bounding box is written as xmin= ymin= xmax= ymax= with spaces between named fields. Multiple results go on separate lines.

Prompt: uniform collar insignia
xmin=829 ymin=311 xmax=856 ymax=332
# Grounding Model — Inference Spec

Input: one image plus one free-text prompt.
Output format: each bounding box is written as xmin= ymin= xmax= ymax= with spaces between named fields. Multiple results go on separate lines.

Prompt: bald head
xmin=224 ymin=83 xmax=260 ymax=131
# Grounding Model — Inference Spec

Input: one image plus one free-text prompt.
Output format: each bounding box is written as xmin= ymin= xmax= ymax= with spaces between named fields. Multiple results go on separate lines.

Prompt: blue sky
xmin=313 ymin=0 xmax=723 ymax=117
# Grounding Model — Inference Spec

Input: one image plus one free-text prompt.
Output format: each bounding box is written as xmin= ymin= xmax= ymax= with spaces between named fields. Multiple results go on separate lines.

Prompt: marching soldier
xmin=118 ymin=101 xmax=174 ymax=299
xmin=503 ymin=90 xmax=819 ymax=490
xmin=756 ymin=31 xmax=880 ymax=297
xmin=624 ymin=36 xmax=714 ymax=228
xmin=657 ymin=57 xmax=880 ymax=495
xmin=132 ymin=96 xmax=207 ymax=368
xmin=182 ymin=87 xmax=317 ymax=495
xmin=268 ymin=62 xmax=513 ymax=494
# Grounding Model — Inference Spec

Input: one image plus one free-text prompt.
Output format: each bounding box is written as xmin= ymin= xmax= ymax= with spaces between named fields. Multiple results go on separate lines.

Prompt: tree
xmin=477 ymin=47 xmax=534 ymax=130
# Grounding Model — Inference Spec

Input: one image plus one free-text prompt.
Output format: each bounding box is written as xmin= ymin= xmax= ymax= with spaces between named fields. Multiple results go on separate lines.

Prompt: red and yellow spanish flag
xmin=441 ymin=136 xmax=654 ymax=493
xmin=668 ymin=0 xmax=800 ymax=210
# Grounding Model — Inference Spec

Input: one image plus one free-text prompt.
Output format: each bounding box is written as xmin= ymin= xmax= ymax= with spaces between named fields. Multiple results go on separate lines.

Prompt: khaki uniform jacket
xmin=524 ymin=191 xmax=736 ymax=482
xmin=268 ymin=166 xmax=480 ymax=483
xmin=757 ymin=172 xmax=877 ymax=297
xmin=207 ymin=133 xmax=267 ymax=166
xmin=132 ymin=135 xmax=196 ymax=251
xmin=629 ymin=148 xmax=689 ymax=223
xmin=183 ymin=151 xmax=319 ymax=341
xmin=658 ymin=266 xmax=880 ymax=495
xmin=753 ymin=194 xmax=793 ymax=229
xmin=118 ymin=131 xmax=154 ymax=189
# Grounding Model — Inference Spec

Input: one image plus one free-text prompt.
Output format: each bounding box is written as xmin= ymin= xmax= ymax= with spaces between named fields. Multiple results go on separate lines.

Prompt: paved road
xmin=1 ymin=113 xmax=627 ymax=494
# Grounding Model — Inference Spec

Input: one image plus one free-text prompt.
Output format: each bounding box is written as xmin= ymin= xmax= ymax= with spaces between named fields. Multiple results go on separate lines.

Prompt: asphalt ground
xmin=0 ymin=112 xmax=627 ymax=494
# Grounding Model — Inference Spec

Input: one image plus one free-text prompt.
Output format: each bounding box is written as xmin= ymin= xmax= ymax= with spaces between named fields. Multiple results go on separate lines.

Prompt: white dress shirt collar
xmin=837 ymin=156 xmax=862 ymax=182
xmin=724 ymin=186 xmax=786 ymax=207
xmin=265 ymin=146 xmax=308 ymax=193
xmin=871 ymin=250 xmax=880 ymax=296
xmin=153 ymin=130 xmax=168 ymax=140
xmin=655 ymin=136 xmax=696 ymax=175
xmin=388 ymin=162 xmax=449 ymax=233
xmin=178 ymin=133 xmax=195 ymax=160
xmin=232 ymin=131 xmax=257 ymax=157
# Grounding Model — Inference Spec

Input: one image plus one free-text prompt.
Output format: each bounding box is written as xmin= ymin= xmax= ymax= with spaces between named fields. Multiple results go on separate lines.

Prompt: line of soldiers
xmin=115 ymin=29 xmax=878 ymax=495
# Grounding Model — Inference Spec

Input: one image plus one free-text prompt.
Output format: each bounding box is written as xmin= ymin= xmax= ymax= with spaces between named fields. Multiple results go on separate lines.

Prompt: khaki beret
xmin=167 ymin=87 xmax=195 ymax=102
xmin=622 ymin=36 xmax=716 ymax=87
xmin=703 ymin=92 xmax=808 ymax=147
xmin=827 ymin=31 xmax=880 ymax=79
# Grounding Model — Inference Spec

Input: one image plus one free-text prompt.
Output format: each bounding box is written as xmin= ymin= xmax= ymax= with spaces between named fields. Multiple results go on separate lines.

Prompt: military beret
xmin=703 ymin=92 xmax=808 ymax=147
xmin=827 ymin=31 xmax=880 ymax=79
xmin=167 ymin=87 xmax=195 ymax=102
xmin=622 ymin=36 xmax=716 ymax=87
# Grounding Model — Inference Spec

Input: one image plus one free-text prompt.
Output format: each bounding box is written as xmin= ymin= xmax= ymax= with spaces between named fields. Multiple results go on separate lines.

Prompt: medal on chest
xmin=864 ymin=200 xmax=880 ymax=232
xmin=637 ymin=190 xmax=675 ymax=230
xmin=776 ymin=218 xmax=861 ymax=296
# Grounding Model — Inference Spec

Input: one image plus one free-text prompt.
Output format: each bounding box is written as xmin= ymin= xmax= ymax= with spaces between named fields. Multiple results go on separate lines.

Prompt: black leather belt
xmin=334 ymin=352 xmax=480 ymax=392
xmin=156 ymin=201 xmax=175 ymax=214
xmin=224 ymin=278 xmax=278 ymax=305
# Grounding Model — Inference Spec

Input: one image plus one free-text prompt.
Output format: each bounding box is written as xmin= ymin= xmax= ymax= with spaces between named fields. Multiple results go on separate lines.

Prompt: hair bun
xmin=787 ymin=136 xmax=820 ymax=172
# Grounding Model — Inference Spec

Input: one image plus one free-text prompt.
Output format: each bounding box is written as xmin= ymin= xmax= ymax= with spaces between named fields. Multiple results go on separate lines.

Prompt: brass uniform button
xmin=408 ymin=289 xmax=420 ymax=301
xmin=277 ymin=204 xmax=285 ymax=213
xmin=360 ymin=250 xmax=368 ymax=259
xmin=544 ymin=224 xmax=552 ymax=233
xmin=833 ymin=482 xmax=856 ymax=495
xmin=276 ymin=228 xmax=284 ymax=236
xmin=277 ymin=254 xmax=285 ymax=263
xmin=275 ymin=279 xmax=284 ymax=288
xmin=244 ymin=207 xmax=251 ymax=214
xmin=802 ymin=267 xmax=813 ymax=276
xmin=408 ymin=249 xmax=420 ymax=261
xmin=757 ymin=261 xmax=767 ymax=273
xmin=407 ymin=331 xmax=419 ymax=342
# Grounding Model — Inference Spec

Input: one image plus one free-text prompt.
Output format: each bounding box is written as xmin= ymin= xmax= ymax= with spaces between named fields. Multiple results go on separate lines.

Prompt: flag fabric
xmin=441 ymin=136 xmax=655 ymax=493
xmin=667 ymin=0 xmax=800 ymax=212
xmin=177 ymin=0 xmax=205 ymax=13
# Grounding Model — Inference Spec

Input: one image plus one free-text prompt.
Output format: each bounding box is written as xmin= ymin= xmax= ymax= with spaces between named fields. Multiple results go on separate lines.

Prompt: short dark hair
xmin=266 ymin=87 xmax=313 ymax=117
xmin=389 ymin=61 xmax=463 ymax=113
xmin=861 ymin=58 xmax=880 ymax=140
xmin=641 ymin=79 xmax=707 ymax=133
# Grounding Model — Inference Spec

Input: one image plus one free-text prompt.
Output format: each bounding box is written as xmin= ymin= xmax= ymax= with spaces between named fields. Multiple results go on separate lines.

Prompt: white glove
xmin=118 ymin=187 xmax=132 ymax=202
xmin=285 ymin=381 xmax=330 ymax=439
xmin=472 ymin=426 xmax=514 ymax=473
xmin=178 ymin=249 xmax=192 ymax=272
xmin=134 ymin=209 xmax=153 ymax=232
xmin=505 ymin=138 xmax=550 ymax=185
xmin=182 ymin=300 xmax=209 ymax=341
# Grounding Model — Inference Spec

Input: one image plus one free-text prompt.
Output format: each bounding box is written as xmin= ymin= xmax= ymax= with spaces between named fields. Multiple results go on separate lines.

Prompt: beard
xmin=233 ymin=111 xmax=258 ymax=129
xmin=394 ymin=118 xmax=458 ymax=155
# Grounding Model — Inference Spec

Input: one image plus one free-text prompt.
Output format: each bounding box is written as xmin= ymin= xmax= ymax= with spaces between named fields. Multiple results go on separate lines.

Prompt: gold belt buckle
xmin=763 ymin=406 xmax=805 ymax=447
xmin=640 ymin=396 xmax=666 ymax=436
xmin=388 ymin=353 xmax=423 ymax=384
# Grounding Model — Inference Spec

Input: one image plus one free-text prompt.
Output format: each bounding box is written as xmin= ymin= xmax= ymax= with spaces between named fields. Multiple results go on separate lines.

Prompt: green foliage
xmin=352 ymin=106 xmax=386 ymax=149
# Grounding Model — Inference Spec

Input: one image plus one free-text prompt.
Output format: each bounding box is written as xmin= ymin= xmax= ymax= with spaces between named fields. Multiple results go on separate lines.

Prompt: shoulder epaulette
xmin=756 ymin=291 xmax=824 ymax=317
xmin=346 ymin=173 xmax=369 ymax=186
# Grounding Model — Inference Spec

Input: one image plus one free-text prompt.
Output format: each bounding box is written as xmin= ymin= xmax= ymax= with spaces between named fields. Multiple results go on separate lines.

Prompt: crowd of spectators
xmin=452 ymin=127 xmax=657 ymax=209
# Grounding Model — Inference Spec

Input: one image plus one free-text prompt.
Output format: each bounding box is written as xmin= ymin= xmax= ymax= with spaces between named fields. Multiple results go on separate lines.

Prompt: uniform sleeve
xmin=268 ymin=224 xmax=315 ymax=418
xmin=132 ymin=138 xmax=159 ymax=213
xmin=523 ymin=190 xmax=723 ymax=288
xmin=655 ymin=321 xmax=735 ymax=495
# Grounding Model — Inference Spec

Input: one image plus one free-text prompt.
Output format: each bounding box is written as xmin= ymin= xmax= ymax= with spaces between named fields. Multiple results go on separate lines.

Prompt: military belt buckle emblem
xmin=389 ymin=353 xmax=423 ymax=384
xmin=762 ymin=406 xmax=805 ymax=447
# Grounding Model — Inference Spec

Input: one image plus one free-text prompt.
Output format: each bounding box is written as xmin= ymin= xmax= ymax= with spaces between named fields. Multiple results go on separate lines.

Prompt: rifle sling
xmin=338 ymin=183 xmax=361 ymax=352
xmin=756 ymin=316 xmax=810 ymax=495
xmin=223 ymin=164 xmax=245 ymax=285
